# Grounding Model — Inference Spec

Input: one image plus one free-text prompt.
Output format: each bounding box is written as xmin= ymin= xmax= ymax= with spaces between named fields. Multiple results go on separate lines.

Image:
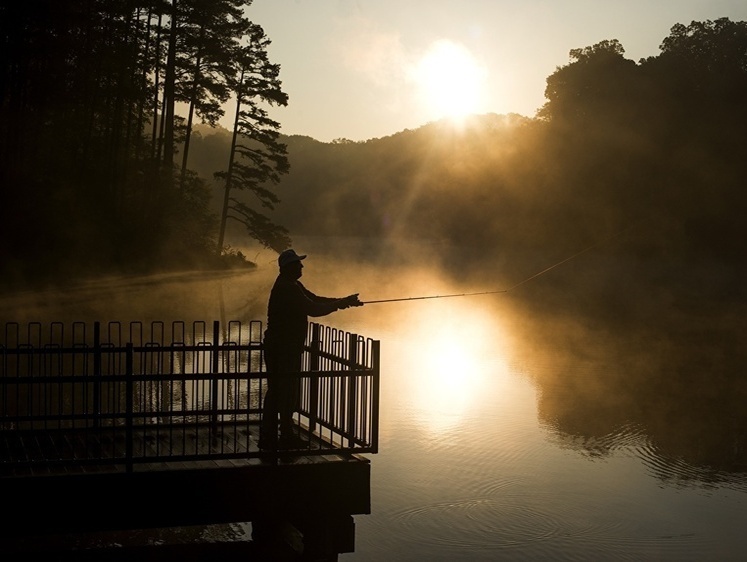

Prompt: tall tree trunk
xmin=180 ymin=45 xmax=203 ymax=190
xmin=218 ymin=84 xmax=243 ymax=251
xmin=157 ymin=88 xmax=167 ymax=163
xmin=151 ymin=10 xmax=163 ymax=161
xmin=179 ymin=95 xmax=196 ymax=190
xmin=162 ymin=0 xmax=177 ymax=173
xmin=135 ymin=6 xmax=152 ymax=160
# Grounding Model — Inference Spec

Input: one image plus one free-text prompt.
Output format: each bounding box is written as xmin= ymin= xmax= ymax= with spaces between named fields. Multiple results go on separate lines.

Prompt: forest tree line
xmin=1 ymin=8 xmax=746 ymax=293
xmin=220 ymin=17 xmax=744 ymax=278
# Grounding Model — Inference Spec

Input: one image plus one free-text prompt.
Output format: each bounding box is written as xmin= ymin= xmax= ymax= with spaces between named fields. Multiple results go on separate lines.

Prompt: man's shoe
xmin=258 ymin=433 xmax=278 ymax=451
xmin=279 ymin=433 xmax=309 ymax=450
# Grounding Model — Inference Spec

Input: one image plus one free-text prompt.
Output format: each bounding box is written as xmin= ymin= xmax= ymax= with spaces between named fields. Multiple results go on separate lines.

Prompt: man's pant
xmin=260 ymin=344 xmax=302 ymax=448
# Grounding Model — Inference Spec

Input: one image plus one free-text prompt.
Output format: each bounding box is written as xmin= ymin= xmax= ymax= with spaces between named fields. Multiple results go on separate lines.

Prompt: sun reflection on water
xmin=398 ymin=301 xmax=510 ymax=436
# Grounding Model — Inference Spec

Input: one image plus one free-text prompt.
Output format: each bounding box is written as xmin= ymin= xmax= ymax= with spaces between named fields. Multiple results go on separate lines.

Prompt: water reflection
xmin=396 ymin=301 xmax=510 ymax=436
xmin=516 ymin=294 xmax=747 ymax=490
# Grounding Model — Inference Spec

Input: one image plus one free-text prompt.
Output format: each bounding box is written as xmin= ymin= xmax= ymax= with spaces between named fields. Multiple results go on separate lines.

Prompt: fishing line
xmin=360 ymin=222 xmax=638 ymax=305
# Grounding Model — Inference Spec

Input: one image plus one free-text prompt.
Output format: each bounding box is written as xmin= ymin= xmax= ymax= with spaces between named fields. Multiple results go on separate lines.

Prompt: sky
xmin=227 ymin=0 xmax=747 ymax=142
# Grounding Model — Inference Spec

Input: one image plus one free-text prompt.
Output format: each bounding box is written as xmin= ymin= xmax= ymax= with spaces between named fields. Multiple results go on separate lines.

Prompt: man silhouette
xmin=260 ymin=249 xmax=363 ymax=450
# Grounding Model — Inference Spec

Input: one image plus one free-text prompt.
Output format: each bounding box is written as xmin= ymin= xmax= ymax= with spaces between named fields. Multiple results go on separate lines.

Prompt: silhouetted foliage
xmin=0 ymin=0 xmax=287 ymax=288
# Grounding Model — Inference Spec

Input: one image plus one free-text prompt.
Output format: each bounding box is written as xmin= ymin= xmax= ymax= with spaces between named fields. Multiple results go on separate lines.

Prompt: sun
xmin=412 ymin=39 xmax=487 ymax=122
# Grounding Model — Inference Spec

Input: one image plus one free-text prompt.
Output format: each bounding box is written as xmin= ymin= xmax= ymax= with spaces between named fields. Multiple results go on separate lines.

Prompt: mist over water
xmin=2 ymin=236 xmax=746 ymax=559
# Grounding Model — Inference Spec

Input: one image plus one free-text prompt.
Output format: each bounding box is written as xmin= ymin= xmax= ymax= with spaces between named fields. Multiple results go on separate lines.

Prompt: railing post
xmin=211 ymin=320 xmax=220 ymax=434
xmin=309 ymin=323 xmax=321 ymax=433
xmin=371 ymin=340 xmax=380 ymax=453
xmin=93 ymin=321 xmax=101 ymax=429
xmin=125 ymin=342 xmax=133 ymax=473
xmin=346 ymin=333 xmax=358 ymax=448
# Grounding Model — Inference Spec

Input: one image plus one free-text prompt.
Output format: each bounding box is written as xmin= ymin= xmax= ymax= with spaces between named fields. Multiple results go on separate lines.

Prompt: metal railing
xmin=0 ymin=320 xmax=380 ymax=473
xmin=302 ymin=323 xmax=380 ymax=453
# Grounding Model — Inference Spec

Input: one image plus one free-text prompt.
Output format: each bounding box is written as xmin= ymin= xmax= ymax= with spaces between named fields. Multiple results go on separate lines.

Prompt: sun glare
xmin=412 ymin=39 xmax=486 ymax=123
xmin=400 ymin=301 xmax=510 ymax=437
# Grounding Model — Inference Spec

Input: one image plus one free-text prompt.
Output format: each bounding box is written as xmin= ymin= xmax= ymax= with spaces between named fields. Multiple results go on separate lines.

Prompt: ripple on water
xmin=544 ymin=420 xmax=747 ymax=492
xmin=588 ymin=422 xmax=747 ymax=493
xmin=388 ymin=486 xmax=626 ymax=552
xmin=386 ymin=487 xmax=715 ymax=561
xmin=637 ymin=441 xmax=747 ymax=493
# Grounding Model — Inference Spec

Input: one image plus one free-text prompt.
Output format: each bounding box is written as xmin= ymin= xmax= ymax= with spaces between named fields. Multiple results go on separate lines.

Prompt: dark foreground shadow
xmin=1 ymin=517 xmax=351 ymax=561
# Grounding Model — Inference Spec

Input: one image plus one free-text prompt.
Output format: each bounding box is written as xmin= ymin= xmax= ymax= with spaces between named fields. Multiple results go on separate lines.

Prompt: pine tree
xmin=216 ymin=21 xmax=290 ymax=252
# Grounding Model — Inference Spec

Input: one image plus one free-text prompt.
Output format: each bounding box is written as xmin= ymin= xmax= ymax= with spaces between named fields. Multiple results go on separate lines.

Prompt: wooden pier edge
xmin=1 ymin=456 xmax=371 ymax=539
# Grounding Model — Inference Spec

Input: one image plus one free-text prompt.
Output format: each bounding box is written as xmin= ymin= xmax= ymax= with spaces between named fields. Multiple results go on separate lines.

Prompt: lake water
xmin=2 ymin=240 xmax=746 ymax=560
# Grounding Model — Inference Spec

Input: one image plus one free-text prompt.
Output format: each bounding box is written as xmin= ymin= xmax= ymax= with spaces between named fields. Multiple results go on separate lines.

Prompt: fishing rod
xmin=361 ymin=289 xmax=506 ymax=305
xmin=360 ymin=223 xmax=638 ymax=305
